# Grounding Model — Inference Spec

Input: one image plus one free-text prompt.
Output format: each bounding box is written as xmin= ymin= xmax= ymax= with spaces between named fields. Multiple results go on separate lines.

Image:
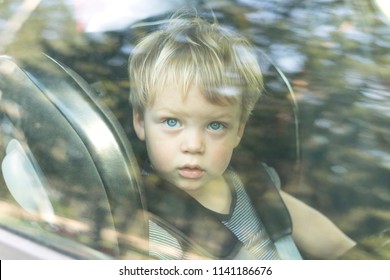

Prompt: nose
xmin=180 ymin=128 xmax=205 ymax=154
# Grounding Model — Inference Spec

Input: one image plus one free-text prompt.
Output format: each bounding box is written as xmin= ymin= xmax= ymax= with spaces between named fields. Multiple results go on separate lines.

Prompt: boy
xmin=128 ymin=13 xmax=356 ymax=259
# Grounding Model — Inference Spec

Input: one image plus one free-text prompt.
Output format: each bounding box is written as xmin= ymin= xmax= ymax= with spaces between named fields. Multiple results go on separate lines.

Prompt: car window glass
xmin=0 ymin=0 xmax=389 ymax=259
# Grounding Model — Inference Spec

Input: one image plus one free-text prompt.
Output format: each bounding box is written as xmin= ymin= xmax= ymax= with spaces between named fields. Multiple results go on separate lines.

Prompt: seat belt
xmin=232 ymin=161 xmax=300 ymax=259
xmin=236 ymin=161 xmax=293 ymax=242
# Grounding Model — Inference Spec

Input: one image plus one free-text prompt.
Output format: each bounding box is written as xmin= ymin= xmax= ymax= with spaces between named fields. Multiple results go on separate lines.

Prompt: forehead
xmin=150 ymin=71 xmax=242 ymax=107
xmin=150 ymin=84 xmax=242 ymax=118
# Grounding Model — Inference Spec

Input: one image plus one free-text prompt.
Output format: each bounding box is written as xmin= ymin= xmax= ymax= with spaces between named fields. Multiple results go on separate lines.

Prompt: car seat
xmin=0 ymin=54 xmax=147 ymax=259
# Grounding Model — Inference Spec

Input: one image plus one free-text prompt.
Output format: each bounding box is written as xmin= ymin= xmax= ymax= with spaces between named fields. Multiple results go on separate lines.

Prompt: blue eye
xmin=208 ymin=122 xmax=224 ymax=131
xmin=164 ymin=118 xmax=180 ymax=128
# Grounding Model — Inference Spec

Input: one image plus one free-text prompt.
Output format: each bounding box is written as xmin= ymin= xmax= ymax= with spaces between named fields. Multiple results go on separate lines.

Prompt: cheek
xmin=208 ymin=143 xmax=234 ymax=172
xmin=145 ymin=137 xmax=176 ymax=170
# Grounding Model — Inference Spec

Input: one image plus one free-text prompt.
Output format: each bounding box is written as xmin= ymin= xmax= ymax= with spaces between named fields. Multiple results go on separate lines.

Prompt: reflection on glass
xmin=375 ymin=0 xmax=390 ymax=20
xmin=2 ymin=139 xmax=55 ymax=224
xmin=0 ymin=0 xmax=388 ymax=259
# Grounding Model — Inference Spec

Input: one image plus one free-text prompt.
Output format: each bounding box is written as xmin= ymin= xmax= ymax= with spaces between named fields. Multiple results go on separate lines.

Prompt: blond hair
xmin=129 ymin=13 xmax=263 ymax=122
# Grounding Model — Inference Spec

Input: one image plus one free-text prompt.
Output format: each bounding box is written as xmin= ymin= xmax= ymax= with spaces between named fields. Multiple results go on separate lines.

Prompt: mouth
xmin=178 ymin=165 xmax=205 ymax=179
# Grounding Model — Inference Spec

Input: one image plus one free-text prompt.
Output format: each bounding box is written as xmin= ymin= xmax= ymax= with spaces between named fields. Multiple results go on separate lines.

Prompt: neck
xmin=185 ymin=176 xmax=232 ymax=214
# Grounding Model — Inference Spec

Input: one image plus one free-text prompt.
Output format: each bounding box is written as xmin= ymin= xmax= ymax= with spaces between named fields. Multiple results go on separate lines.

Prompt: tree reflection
xmin=1 ymin=0 xmax=389 ymax=259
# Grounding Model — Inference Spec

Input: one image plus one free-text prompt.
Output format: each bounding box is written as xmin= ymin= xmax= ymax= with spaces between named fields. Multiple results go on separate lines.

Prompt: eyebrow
xmin=153 ymin=107 xmax=236 ymax=121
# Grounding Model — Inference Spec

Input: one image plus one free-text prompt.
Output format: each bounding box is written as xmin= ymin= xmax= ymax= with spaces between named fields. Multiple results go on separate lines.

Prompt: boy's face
xmin=133 ymin=85 xmax=245 ymax=196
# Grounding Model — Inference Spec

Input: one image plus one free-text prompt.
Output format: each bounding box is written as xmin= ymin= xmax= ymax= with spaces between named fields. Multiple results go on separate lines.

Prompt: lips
xmin=178 ymin=165 xmax=204 ymax=179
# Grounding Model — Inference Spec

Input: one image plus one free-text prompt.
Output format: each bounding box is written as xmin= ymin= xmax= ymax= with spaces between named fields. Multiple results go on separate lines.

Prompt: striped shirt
xmin=148 ymin=169 xmax=281 ymax=259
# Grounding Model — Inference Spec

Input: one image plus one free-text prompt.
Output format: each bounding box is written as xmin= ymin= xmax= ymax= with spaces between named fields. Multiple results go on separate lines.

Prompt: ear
xmin=235 ymin=121 xmax=246 ymax=147
xmin=133 ymin=111 xmax=145 ymax=141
